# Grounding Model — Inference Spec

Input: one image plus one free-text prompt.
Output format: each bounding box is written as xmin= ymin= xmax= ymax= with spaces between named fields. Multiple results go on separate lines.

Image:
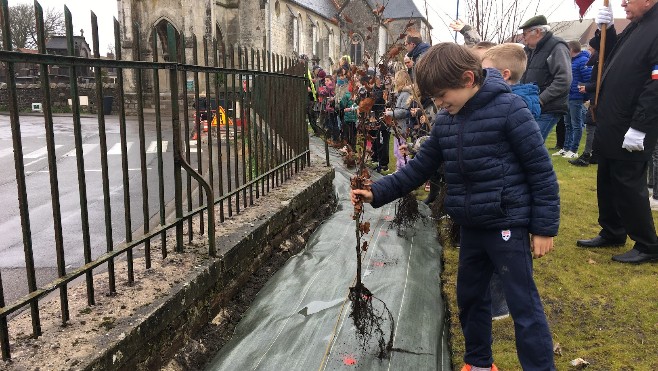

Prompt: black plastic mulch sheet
xmin=206 ymin=139 xmax=451 ymax=370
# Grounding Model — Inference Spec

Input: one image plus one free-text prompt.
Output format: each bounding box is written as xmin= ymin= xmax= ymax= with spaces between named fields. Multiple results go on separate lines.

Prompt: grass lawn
xmin=319 ymin=124 xmax=658 ymax=369
xmin=442 ymin=134 xmax=658 ymax=370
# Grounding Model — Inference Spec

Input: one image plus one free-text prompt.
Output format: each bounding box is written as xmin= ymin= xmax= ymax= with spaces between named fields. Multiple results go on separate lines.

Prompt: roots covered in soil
xmin=429 ymin=179 xmax=460 ymax=247
xmin=348 ymin=282 xmax=395 ymax=359
xmin=391 ymin=193 xmax=422 ymax=235
xmin=342 ymin=144 xmax=357 ymax=168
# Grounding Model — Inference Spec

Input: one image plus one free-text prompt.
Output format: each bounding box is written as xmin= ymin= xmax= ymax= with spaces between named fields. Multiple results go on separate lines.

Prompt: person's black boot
xmin=569 ymin=152 xmax=591 ymax=167
xmin=589 ymin=150 xmax=598 ymax=164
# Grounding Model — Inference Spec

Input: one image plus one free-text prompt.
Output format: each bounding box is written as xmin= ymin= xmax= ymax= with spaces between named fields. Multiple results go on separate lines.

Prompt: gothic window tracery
xmin=350 ymin=33 xmax=363 ymax=65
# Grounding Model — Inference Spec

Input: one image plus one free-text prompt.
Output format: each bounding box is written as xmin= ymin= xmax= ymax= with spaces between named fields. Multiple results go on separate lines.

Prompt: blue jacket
xmin=511 ymin=83 xmax=541 ymax=119
xmin=407 ymin=42 xmax=430 ymax=63
xmin=371 ymin=69 xmax=560 ymax=236
xmin=569 ymin=50 xmax=592 ymax=100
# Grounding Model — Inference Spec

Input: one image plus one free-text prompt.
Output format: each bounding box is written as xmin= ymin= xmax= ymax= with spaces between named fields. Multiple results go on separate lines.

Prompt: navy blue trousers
xmin=458 ymin=226 xmax=555 ymax=370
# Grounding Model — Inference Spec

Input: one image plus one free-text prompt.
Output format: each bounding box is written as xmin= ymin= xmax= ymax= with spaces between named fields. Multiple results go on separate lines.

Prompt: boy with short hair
xmin=482 ymin=43 xmax=541 ymax=118
xmin=351 ymin=43 xmax=559 ymax=370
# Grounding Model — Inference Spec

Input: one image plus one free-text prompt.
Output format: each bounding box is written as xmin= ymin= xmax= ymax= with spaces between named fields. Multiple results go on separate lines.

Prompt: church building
xmin=118 ymin=0 xmax=431 ymax=78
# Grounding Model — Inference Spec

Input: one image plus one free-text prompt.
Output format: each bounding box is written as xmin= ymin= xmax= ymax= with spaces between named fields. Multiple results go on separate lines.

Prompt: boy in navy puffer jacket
xmin=351 ymin=43 xmax=559 ymax=371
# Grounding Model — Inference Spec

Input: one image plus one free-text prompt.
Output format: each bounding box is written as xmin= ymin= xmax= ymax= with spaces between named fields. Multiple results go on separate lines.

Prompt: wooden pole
xmin=594 ymin=0 xmax=610 ymax=108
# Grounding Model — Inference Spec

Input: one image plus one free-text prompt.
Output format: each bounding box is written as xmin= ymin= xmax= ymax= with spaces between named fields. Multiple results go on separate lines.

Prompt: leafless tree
xmin=464 ymin=0 xmax=543 ymax=43
xmin=2 ymin=4 xmax=64 ymax=49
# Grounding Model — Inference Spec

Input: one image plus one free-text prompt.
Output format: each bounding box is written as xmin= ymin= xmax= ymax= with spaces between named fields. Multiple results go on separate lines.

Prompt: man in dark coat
xmin=404 ymin=34 xmax=430 ymax=65
xmin=576 ymin=1 xmax=658 ymax=264
xmin=519 ymin=15 xmax=572 ymax=142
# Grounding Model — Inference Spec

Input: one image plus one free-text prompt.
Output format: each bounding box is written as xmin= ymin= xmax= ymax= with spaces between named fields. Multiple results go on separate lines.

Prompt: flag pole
xmin=594 ymin=0 xmax=609 ymax=108
xmin=454 ymin=0 xmax=460 ymax=42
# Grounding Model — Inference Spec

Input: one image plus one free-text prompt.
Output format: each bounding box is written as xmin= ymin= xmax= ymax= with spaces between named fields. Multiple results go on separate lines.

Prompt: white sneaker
xmin=563 ymin=151 xmax=578 ymax=159
xmin=552 ymin=149 xmax=566 ymax=156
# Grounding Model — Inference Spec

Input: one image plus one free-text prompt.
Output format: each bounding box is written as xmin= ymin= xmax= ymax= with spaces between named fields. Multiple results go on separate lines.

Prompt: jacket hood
xmin=573 ymin=50 xmax=590 ymax=61
xmin=462 ymin=68 xmax=511 ymax=113
xmin=511 ymin=83 xmax=542 ymax=118
xmin=511 ymin=82 xmax=539 ymax=97
xmin=398 ymin=86 xmax=414 ymax=95
xmin=408 ymin=42 xmax=430 ymax=59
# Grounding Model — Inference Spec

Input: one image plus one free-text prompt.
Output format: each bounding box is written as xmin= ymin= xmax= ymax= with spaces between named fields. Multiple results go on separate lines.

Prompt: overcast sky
xmin=12 ymin=0 xmax=626 ymax=54
xmin=415 ymin=0 xmax=626 ymax=43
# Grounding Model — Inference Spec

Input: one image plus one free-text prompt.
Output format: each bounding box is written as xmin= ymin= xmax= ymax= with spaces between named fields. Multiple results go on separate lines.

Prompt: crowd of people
xmin=304 ymin=34 xmax=436 ymax=174
xmin=307 ymin=1 xmax=658 ymax=369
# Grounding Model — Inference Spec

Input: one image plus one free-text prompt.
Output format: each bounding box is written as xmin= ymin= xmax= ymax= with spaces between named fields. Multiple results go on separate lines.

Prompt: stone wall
xmin=270 ymin=2 xmax=341 ymax=69
xmin=340 ymin=0 xmax=380 ymax=64
xmin=85 ymin=164 xmax=336 ymax=370
xmin=0 ymin=83 xmax=120 ymax=114
xmin=2 ymin=160 xmax=336 ymax=371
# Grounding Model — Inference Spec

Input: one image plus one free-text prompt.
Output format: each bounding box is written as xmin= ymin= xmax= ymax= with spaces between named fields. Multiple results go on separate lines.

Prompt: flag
xmin=652 ymin=65 xmax=658 ymax=80
xmin=575 ymin=0 xmax=595 ymax=19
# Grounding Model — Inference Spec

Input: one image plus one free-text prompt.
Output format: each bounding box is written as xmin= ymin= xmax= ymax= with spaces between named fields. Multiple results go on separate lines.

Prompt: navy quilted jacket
xmin=370 ymin=69 xmax=560 ymax=236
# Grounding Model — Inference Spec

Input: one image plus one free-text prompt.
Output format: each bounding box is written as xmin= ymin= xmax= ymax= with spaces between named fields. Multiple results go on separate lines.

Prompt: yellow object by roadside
xmin=211 ymin=106 xmax=234 ymax=127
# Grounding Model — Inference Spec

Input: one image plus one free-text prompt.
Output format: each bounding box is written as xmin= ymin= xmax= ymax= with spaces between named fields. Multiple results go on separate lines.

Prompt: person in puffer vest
xmin=519 ymin=15 xmax=572 ymax=143
xmin=351 ymin=43 xmax=559 ymax=371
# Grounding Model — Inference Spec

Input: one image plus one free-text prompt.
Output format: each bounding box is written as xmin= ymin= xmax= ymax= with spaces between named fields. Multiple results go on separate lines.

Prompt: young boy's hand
xmin=399 ymin=143 xmax=409 ymax=156
xmin=531 ymin=235 xmax=554 ymax=258
xmin=351 ymin=189 xmax=373 ymax=205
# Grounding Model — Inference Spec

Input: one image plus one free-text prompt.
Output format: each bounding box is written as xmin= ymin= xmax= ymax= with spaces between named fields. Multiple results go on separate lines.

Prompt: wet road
xmin=0 ymin=113 xmax=184 ymax=304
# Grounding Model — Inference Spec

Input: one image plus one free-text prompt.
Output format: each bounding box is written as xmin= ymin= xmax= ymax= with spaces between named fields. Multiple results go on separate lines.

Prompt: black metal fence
xmin=0 ymin=0 xmax=310 ymax=359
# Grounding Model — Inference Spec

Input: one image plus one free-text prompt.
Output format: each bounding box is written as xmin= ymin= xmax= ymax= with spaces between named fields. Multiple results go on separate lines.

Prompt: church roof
xmin=45 ymin=36 xmax=89 ymax=51
xmin=365 ymin=0 xmax=426 ymax=20
xmin=290 ymin=0 xmax=339 ymax=20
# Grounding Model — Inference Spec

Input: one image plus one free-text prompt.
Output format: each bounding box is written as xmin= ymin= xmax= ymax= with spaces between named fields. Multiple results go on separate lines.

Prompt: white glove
xmin=596 ymin=6 xmax=614 ymax=30
xmin=622 ymin=127 xmax=645 ymax=152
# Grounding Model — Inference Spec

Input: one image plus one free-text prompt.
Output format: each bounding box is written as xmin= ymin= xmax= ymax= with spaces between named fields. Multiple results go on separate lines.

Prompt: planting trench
xmin=204 ymin=142 xmax=451 ymax=370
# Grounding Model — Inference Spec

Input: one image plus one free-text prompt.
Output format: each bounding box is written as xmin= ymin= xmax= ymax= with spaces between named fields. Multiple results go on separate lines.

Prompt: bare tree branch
xmin=1 ymin=4 xmax=64 ymax=49
xmin=464 ymin=0 xmax=543 ymax=43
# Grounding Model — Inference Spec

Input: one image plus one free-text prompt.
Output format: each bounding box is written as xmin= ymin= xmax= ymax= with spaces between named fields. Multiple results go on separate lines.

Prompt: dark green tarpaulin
xmin=206 ymin=139 xmax=451 ymax=370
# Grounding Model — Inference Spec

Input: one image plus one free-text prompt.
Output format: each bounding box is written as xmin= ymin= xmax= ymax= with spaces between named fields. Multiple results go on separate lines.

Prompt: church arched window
xmin=350 ymin=33 xmax=363 ymax=64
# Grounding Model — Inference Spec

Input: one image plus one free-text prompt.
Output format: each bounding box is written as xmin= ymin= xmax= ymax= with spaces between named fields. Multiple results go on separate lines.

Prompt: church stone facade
xmin=118 ymin=0 xmax=431 ymax=91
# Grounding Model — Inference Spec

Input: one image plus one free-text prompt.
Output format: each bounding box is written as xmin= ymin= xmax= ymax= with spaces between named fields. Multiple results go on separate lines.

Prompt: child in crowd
xmin=351 ymin=43 xmax=559 ymax=370
xmin=318 ymin=73 xmax=338 ymax=142
xmin=481 ymin=43 xmax=541 ymax=119
xmin=339 ymin=82 xmax=358 ymax=148
xmin=385 ymin=70 xmax=415 ymax=170
xmin=467 ymin=42 xmax=542 ymax=322
xmin=570 ymin=42 xmax=600 ymax=167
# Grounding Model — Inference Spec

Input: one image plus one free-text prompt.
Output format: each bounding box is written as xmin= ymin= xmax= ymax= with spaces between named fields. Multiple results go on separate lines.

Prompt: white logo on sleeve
xmin=501 ymin=229 xmax=511 ymax=241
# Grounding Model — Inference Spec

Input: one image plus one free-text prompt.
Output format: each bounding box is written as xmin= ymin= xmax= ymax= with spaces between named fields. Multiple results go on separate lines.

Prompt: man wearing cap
xmin=519 ymin=15 xmax=572 ymax=142
xmin=576 ymin=0 xmax=658 ymax=264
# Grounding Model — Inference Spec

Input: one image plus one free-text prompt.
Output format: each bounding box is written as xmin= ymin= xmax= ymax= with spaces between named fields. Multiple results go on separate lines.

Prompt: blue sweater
xmin=371 ymin=69 xmax=560 ymax=236
xmin=569 ymin=50 xmax=592 ymax=100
